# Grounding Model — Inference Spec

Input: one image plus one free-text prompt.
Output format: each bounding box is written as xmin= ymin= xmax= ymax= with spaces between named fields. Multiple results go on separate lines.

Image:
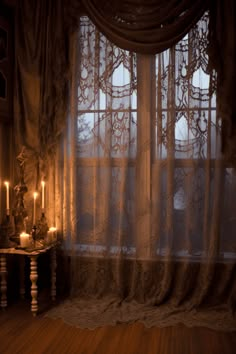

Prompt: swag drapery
xmin=14 ymin=0 xmax=236 ymax=330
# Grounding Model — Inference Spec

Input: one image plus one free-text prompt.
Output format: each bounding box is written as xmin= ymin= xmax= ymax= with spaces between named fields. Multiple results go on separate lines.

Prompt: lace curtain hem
xmin=46 ymin=297 xmax=236 ymax=331
xmin=46 ymin=257 xmax=236 ymax=331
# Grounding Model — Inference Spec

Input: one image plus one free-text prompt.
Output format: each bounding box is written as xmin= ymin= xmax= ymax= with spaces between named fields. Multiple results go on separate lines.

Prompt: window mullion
xmin=135 ymin=53 xmax=153 ymax=259
xmin=165 ymin=47 xmax=175 ymax=251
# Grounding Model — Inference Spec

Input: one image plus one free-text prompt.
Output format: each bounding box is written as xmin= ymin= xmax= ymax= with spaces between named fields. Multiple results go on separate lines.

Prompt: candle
xmin=20 ymin=232 xmax=30 ymax=248
xmin=4 ymin=181 xmax=10 ymax=215
xmin=47 ymin=227 xmax=57 ymax=243
xmin=41 ymin=181 xmax=45 ymax=210
xmin=33 ymin=192 xmax=38 ymax=225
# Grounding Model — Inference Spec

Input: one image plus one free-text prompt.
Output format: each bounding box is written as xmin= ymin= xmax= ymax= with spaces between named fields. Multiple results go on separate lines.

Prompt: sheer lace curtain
xmin=47 ymin=14 xmax=236 ymax=330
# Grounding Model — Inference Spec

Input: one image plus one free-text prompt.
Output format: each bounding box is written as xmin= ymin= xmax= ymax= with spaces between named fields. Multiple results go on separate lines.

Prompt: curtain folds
xmin=13 ymin=0 xmax=236 ymax=331
xmin=80 ymin=0 xmax=208 ymax=54
xmin=207 ymin=0 xmax=236 ymax=163
xmin=47 ymin=260 xmax=236 ymax=331
xmin=46 ymin=15 xmax=236 ymax=330
xmin=14 ymin=0 xmax=69 ymax=191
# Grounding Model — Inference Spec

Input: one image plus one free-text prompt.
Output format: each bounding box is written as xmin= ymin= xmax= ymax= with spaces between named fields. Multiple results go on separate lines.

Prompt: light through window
xmin=69 ymin=14 xmax=235 ymax=259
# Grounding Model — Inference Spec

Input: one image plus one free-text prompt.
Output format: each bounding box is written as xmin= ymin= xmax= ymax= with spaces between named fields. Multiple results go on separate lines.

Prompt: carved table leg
xmin=51 ymin=247 xmax=57 ymax=301
xmin=20 ymin=256 xmax=25 ymax=299
xmin=0 ymin=255 xmax=7 ymax=309
xmin=30 ymin=255 xmax=38 ymax=316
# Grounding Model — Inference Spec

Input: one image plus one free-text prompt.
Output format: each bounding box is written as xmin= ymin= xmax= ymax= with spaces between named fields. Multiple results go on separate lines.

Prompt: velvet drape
xmin=207 ymin=0 xmax=236 ymax=162
xmin=14 ymin=0 xmax=69 ymax=191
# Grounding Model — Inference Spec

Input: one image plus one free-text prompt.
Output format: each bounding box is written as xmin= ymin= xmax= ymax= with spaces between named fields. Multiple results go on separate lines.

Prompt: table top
xmin=0 ymin=241 xmax=58 ymax=256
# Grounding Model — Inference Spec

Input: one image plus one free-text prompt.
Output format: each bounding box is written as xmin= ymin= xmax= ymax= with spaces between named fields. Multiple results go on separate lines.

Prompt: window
xmin=67 ymin=14 xmax=235 ymax=259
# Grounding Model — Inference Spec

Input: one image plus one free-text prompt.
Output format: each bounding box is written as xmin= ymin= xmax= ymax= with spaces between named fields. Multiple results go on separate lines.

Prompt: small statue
xmin=12 ymin=179 xmax=28 ymax=235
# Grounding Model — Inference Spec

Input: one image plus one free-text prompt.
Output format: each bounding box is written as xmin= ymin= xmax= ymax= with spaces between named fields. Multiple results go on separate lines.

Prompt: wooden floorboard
xmin=0 ymin=299 xmax=235 ymax=354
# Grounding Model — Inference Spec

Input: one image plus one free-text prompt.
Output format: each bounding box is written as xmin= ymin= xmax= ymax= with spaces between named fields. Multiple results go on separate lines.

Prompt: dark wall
xmin=0 ymin=2 xmax=14 ymax=221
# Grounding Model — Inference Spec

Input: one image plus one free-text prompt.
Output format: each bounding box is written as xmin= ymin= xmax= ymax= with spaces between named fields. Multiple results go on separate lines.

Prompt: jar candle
xmin=20 ymin=232 xmax=30 ymax=248
xmin=47 ymin=227 xmax=57 ymax=243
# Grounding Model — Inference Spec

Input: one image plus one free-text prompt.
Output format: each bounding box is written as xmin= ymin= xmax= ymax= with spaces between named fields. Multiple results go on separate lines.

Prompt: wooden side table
xmin=0 ymin=242 xmax=58 ymax=316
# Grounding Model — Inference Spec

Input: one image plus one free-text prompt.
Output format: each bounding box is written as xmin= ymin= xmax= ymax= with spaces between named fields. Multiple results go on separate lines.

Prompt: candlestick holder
xmin=31 ymin=224 xmax=37 ymax=247
xmin=0 ymin=214 xmax=14 ymax=248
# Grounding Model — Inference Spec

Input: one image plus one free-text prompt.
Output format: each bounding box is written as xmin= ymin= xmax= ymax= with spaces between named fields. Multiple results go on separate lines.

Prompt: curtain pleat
xmin=14 ymin=0 xmax=69 ymax=203
xmin=207 ymin=0 xmax=236 ymax=162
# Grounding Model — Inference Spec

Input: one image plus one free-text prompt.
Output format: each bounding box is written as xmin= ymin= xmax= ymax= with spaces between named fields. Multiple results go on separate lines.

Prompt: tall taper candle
xmin=41 ymin=181 xmax=45 ymax=210
xmin=4 ymin=181 xmax=10 ymax=215
xmin=33 ymin=192 xmax=38 ymax=225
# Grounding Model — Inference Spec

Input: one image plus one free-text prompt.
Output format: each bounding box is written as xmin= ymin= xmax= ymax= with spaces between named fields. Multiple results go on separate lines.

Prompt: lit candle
xmin=33 ymin=192 xmax=38 ymax=225
xmin=47 ymin=227 xmax=57 ymax=243
xmin=41 ymin=181 xmax=45 ymax=210
xmin=20 ymin=232 xmax=30 ymax=248
xmin=4 ymin=181 xmax=10 ymax=215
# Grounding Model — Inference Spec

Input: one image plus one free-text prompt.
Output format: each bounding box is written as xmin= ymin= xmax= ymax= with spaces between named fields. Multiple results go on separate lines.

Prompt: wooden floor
xmin=0 ymin=299 xmax=235 ymax=354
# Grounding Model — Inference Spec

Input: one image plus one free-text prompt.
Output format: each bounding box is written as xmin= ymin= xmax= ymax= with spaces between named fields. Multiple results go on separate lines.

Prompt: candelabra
xmin=31 ymin=224 xmax=37 ymax=246
xmin=7 ymin=150 xmax=50 ymax=249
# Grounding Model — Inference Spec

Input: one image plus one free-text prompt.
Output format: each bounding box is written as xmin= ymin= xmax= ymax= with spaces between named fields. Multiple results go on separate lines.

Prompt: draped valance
xmin=79 ymin=0 xmax=208 ymax=54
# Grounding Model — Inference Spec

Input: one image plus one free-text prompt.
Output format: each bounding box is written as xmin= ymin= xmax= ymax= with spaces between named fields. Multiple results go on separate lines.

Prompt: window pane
xmin=77 ymin=16 xmax=137 ymax=158
xmin=155 ymin=12 xmax=218 ymax=159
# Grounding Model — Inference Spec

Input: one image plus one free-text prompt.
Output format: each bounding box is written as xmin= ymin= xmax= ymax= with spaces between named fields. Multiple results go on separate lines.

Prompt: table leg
xmin=20 ymin=257 xmax=25 ymax=299
xmin=51 ymin=247 xmax=57 ymax=301
xmin=30 ymin=255 xmax=38 ymax=316
xmin=0 ymin=255 xmax=7 ymax=309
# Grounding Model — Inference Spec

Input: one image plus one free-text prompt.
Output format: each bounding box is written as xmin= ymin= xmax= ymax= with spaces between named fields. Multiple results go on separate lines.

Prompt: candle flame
xmin=20 ymin=232 xmax=29 ymax=237
xmin=4 ymin=181 xmax=9 ymax=187
xmin=33 ymin=192 xmax=38 ymax=199
xmin=41 ymin=181 xmax=45 ymax=187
